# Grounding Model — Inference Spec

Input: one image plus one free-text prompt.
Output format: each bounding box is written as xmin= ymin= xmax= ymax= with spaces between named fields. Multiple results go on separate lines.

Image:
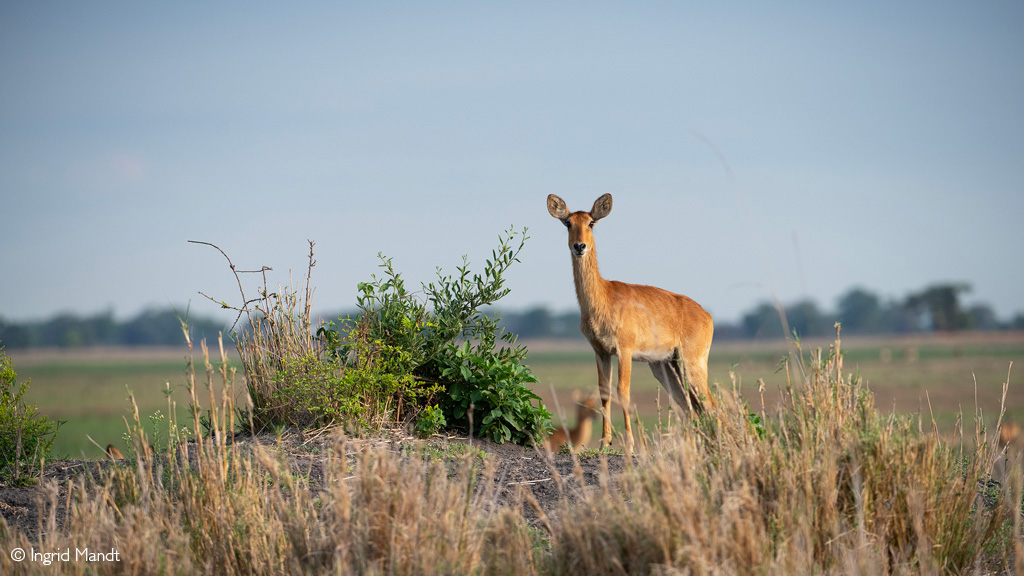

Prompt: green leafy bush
xmin=0 ymin=345 xmax=62 ymax=484
xmin=201 ymin=228 xmax=550 ymax=444
xmin=320 ymin=226 xmax=552 ymax=445
xmin=414 ymin=404 xmax=447 ymax=438
xmin=440 ymin=340 xmax=549 ymax=444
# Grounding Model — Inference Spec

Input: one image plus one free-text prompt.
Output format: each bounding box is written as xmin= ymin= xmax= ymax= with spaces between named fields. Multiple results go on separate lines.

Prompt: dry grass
xmin=545 ymin=333 xmax=1021 ymax=575
xmin=0 ymin=338 xmax=529 ymax=575
xmin=1 ymin=330 xmax=1020 ymax=575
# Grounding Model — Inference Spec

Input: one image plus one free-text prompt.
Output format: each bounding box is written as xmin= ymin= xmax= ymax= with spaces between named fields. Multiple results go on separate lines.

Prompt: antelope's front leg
xmin=595 ymin=353 xmax=613 ymax=448
xmin=617 ymin=350 xmax=634 ymax=455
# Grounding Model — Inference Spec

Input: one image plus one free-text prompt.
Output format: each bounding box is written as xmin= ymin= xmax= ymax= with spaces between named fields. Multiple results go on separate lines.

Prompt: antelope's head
xmin=547 ymin=193 xmax=613 ymax=258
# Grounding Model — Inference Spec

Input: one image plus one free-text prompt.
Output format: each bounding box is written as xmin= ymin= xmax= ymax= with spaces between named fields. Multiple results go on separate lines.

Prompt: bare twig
xmin=188 ymin=240 xmax=273 ymax=331
xmin=304 ymin=240 xmax=316 ymax=329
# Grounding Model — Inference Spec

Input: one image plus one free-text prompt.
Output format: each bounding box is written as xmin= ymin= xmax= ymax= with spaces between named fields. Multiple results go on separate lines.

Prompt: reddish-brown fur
xmin=106 ymin=443 xmax=154 ymax=460
xmin=1000 ymin=422 xmax=1021 ymax=449
xmin=546 ymin=396 xmax=600 ymax=452
xmin=547 ymin=194 xmax=715 ymax=453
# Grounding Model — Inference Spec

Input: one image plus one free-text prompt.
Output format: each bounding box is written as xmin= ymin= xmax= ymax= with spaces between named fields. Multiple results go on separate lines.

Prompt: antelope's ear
xmin=547 ymin=194 xmax=569 ymax=219
xmin=590 ymin=193 xmax=613 ymax=221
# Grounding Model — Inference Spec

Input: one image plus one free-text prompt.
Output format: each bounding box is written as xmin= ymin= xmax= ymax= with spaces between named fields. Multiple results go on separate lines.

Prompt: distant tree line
xmin=2 ymin=283 xmax=1021 ymax=349
xmin=498 ymin=283 xmax=1024 ymax=341
xmin=0 ymin=308 xmax=229 ymax=349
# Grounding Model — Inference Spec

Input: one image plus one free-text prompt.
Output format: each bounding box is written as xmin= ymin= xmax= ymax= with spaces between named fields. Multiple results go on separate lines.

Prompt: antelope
xmin=106 ymin=442 xmax=154 ymax=461
xmin=546 ymin=394 xmax=600 ymax=452
xmin=1000 ymin=422 xmax=1021 ymax=449
xmin=547 ymin=193 xmax=715 ymax=454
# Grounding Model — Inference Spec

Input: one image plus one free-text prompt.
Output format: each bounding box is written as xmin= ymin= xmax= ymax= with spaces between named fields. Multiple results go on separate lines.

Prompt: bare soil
xmin=0 ymin=428 xmax=627 ymax=541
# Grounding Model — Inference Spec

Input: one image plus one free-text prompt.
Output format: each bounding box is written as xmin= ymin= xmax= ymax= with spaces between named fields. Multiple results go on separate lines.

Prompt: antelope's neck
xmin=573 ymin=415 xmax=593 ymax=445
xmin=572 ymin=250 xmax=608 ymax=318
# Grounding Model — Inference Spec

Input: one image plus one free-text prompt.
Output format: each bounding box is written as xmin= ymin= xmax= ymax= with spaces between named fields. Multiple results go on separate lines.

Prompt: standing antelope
xmin=547 ymin=193 xmax=715 ymax=453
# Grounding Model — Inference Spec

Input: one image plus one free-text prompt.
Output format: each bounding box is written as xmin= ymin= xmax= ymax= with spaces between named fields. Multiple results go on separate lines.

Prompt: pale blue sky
xmin=2 ymin=2 xmax=1022 ymax=327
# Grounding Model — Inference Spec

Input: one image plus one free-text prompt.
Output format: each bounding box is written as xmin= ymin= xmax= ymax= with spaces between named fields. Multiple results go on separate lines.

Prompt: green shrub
xmin=199 ymin=228 xmax=550 ymax=443
xmin=0 ymin=345 xmax=62 ymax=484
xmin=269 ymin=338 xmax=434 ymax=430
xmin=440 ymin=340 xmax=550 ymax=445
xmin=414 ymin=404 xmax=447 ymax=438
xmin=320 ymin=226 xmax=552 ymax=445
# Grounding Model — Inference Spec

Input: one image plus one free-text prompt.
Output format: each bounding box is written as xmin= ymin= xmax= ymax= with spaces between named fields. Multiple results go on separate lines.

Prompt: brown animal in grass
xmin=547 ymin=395 xmax=600 ymax=452
xmin=999 ymin=422 xmax=1021 ymax=449
xmin=547 ymin=194 xmax=714 ymax=454
xmin=106 ymin=443 xmax=155 ymax=460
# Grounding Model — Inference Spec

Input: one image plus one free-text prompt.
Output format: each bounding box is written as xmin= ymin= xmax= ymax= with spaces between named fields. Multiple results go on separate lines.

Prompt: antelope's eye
xmin=563 ymin=220 xmax=571 ymax=229
xmin=588 ymin=220 xmax=595 ymax=228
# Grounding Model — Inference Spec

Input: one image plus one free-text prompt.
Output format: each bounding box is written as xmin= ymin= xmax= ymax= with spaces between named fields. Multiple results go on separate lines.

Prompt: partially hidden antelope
xmin=546 ymin=393 xmax=600 ymax=453
xmin=547 ymin=193 xmax=715 ymax=454
xmin=1000 ymin=422 xmax=1021 ymax=450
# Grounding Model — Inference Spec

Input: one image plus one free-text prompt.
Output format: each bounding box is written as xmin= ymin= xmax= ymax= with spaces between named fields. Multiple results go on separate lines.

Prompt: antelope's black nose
xmin=572 ymin=242 xmax=587 ymax=255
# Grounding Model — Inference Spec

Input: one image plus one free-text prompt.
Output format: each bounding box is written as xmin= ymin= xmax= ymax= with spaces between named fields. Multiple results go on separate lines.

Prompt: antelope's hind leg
xmin=681 ymin=350 xmax=714 ymax=410
xmin=650 ymin=361 xmax=697 ymax=414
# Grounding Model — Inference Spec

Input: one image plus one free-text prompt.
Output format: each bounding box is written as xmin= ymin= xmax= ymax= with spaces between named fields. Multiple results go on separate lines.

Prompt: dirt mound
xmin=0 ymin=428 xmax=628 ymax=541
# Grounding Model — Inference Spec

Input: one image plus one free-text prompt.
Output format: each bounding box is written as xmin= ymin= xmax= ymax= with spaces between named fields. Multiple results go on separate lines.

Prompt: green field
xmin=527 ymin=332 xmax=1024 ymax=448
xmin=9 ymin=347 xmax=236 ymax=459
xmin=8 ymin=332 xmax=1024 ymax=458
